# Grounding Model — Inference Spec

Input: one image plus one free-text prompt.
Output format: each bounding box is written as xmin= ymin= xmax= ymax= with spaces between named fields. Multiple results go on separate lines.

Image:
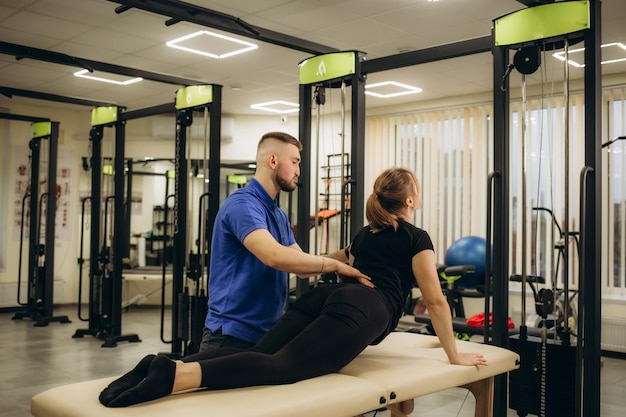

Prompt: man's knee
xmin=199 ymin=327 xmax=222 ymax=352
xmin=199 ymin=327 xmax=254 ymax=351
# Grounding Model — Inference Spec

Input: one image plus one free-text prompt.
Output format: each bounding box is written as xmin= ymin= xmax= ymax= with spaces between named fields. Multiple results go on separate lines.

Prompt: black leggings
xmin=182 ymin=284 xmax=391 ymax=390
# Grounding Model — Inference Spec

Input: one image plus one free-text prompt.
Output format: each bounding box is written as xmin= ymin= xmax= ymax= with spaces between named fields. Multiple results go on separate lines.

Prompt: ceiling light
xmin=74 ymin=69 xmax=143 ymax=85
xmin=250 ymin=100 xmax=299 ymax=114
xmin=552 ymin=42 xmax=626 ymax=67
xmin=166 ymin=30 xmax=258 ymax=59
xmin=365 ymin=81 xmax=423 ymax=98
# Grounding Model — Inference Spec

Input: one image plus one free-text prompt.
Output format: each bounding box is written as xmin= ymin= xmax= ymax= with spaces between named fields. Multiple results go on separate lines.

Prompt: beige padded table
xmin=31 ymin=332 xmax=519 ymax=417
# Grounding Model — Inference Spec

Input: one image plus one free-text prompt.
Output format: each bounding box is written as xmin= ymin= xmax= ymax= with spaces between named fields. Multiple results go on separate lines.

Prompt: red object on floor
xmin=466 ymin=312 xmax=515 ymax=329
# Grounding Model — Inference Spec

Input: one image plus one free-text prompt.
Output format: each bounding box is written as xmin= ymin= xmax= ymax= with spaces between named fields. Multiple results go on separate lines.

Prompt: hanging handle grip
xmin=484 ymin=170 xmax=500 ymax=343
xmin=577 ymin=166 xmax=593 ymax=336
xmin=16 ymin=193 xmax=31 ymax=307
xmin=161 ymin=193 xmax=176 ymax=345
xmin=77 ymin=196 xmax=92 ymax=322
xmin=340 ymin=178 xmax=355 ymax=248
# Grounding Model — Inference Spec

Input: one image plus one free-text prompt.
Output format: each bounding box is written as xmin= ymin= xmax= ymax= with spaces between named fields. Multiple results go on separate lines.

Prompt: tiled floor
xmin=1 ymin=305 xmax=624 ymax=417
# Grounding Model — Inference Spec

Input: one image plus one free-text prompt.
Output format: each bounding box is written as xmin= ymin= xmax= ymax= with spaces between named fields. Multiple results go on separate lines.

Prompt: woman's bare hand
xmin=451 ymin=352 xmax=488 ymax=366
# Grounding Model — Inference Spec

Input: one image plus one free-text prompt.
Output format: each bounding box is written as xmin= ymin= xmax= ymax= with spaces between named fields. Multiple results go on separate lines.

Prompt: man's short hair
xmin=258 ymin=132 xmax=302 ymax=151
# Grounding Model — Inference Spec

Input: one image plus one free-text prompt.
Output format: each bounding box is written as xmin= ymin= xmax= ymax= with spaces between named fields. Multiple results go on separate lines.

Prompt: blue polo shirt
xmin=205 ymin=178 xmax=296 ymax=343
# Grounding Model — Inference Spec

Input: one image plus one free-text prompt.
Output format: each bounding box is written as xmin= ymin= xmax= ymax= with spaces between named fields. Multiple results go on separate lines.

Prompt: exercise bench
xmin=31 ymin=332 xmax=519 ymax=417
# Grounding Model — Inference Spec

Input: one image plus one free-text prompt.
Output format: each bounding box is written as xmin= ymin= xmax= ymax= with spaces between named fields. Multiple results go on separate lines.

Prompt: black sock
xmin=106 ymin=355 xmax=176 ymax=407
xmin=99 ymin=354 xmax=155 ymax=406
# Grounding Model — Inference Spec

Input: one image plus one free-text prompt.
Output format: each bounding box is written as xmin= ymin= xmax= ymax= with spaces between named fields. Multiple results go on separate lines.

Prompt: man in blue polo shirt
xmin=200 ymin=131 xmax=370 ymax=351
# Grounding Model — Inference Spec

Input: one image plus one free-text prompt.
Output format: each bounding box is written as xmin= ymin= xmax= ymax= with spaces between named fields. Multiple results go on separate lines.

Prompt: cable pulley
xmin=514 ymin=45 xmax=541 ymax=75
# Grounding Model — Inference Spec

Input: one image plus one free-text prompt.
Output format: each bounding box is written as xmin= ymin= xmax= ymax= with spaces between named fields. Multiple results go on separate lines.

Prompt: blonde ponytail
xmin=366 ymin=168 xmax=420 ymax=233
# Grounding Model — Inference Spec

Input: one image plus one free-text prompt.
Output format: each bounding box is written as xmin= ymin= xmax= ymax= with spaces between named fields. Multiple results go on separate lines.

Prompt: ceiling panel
xmin=26 ymin=0 xmax=117 ymax=25
xmin=0 ymin=26 xmax=59 ymax=50
xmin=0 ymin=0 xmax=623 ymax=116
xmin=2 ymin=10 xmax=92 ymax=40
xmin=74 ymin=27 xmax=156 ymax=54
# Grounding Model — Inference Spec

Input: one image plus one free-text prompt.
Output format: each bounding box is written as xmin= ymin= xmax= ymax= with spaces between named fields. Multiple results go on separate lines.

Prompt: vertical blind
xmin=361 ymin=87 xmax=626 ymax=297
xmin=605 ymin=87 xmax=626 ymax=297
xmin=365 ymin=105 xmax=492 ymax=259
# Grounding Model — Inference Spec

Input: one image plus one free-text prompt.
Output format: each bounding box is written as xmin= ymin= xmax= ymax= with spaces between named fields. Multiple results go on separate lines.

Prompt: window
xmin=604 ymin=89 xmax=626 ymax=296
xmin=366 ymin=105 xmax=492 ymax=257
xmin=365 ymin=87 xmax=626 ymax=297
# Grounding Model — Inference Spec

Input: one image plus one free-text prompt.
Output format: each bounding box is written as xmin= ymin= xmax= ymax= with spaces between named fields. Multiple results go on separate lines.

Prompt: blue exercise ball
xmin=444 ymin=236 xmax=489 ymax=289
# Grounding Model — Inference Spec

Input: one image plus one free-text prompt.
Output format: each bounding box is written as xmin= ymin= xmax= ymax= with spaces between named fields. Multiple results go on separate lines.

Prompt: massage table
xmin=31 ymin=332 xmax=519 ymax=417
xmin=121 ymin=267 xmax=172 ymax=307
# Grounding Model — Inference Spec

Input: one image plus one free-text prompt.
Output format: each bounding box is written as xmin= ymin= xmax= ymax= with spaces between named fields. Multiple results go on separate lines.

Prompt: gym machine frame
xmin=5 ymin=116 xmax=70 ymax=326
xmin=167 ymin=84 xmax=222 ymax=358
xmin=297 ymin=51 xmax=366 ymax=297
xmin=491 ymin=1 xmax=602 ymax=416
xmin=73 ymin=106 xmax=138 ymax=346
xmin=73 ymin=103 xmax=176 ymax=347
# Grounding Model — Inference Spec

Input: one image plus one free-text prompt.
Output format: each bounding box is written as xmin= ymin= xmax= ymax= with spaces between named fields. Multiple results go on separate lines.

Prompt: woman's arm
xmin=412 ymin=250 xmax=487 ymax=366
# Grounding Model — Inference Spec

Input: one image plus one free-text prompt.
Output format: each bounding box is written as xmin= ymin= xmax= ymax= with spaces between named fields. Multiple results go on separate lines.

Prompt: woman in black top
xmin=100 ymin=167 xmax=487 ymax=407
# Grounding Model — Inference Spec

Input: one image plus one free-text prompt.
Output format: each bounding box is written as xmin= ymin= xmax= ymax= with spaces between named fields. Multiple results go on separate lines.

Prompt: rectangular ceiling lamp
xmin=553 ymin=42 xmax=626 ymax=67
xmin=365 ymin=81 xmax=422 ymax=98
xmin=74 ymin=69 xmax=142 ymax=85
xmin=250 ymin=100 xmax=299 ymax=114
xmin=166 ymin=30 xmax=258 ymax=59
xmin=493 ymin=1 xmax=590 ymax=47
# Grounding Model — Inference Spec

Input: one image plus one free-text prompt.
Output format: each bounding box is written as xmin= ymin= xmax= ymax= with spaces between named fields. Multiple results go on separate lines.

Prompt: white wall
xmin=0 ymin=101 xmax=91 ymax=307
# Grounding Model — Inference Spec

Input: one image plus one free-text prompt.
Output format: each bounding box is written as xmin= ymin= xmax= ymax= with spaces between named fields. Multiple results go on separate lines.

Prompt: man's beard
xmin=276 ymin=171 xmax=297 ymax=192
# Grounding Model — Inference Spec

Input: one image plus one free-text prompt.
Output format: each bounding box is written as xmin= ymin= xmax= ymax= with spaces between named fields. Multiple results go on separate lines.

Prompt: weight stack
xmin=509 ymin=334 xmax=577 ymax=417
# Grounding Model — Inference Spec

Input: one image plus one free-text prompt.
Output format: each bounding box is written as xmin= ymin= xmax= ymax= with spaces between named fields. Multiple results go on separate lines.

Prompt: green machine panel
xmin=103 ymin=164 xmax=114 ymax=176
xmin=227 ymin=174 xmax=248 ymax=185
xmin=494 ymin=1 xmax=590 ymax=47
xmin=91 ymin=106 xmax=119 ymax=126
xmin=31 ymin=121 xmax=52 ymax=139
xmin=175 ymin=85 xmax=213 ymax=110
xmin=299 ymin=51 xmax=359 ymax=85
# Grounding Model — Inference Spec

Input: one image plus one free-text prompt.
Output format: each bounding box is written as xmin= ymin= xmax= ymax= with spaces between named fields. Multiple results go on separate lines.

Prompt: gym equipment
xmin=443 ymin=236 xmax=489 ymax=290
xmin=297 ymin=51 xmax=366 ymax=297
xmin=493 ymin=2 xmax=601 ymax=416
xmin=413 ymin=264 xmax=482 ymax=336
xmin=412 ymin=240 xmax=493 ymax=342
xmin=508 ymin=36 xmax=577 ymax=416
xmin=73 ymin=89 xmax=221 ymax=354
xmin=437 ymin=264 xmax=481 ymax=318
xmin=73 ymin=104 xmax=178 ymax=347
xmin=72 ymin=106 xmax=141 ymax=347
xmin=300 ymin=58 xmax=352 ymax=285
xmin=412 ymin=266 xmax=550 ymax=342
xmin=295 ymin=56 xmax=353 ymax=289
xmin=31 ymin=332 xmax=519 ymax=417
xmin=167 ymin=85 xmax=222 ymax=357
xmin=7 ymin=117 xmax=70 ymax=326
xmin=531 ymin=207 xmax=580 ymax=337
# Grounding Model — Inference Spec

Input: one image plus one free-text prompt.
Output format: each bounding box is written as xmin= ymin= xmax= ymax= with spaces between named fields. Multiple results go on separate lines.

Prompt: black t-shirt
xmin=347 ymin=220 xmax=434 ymax=332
